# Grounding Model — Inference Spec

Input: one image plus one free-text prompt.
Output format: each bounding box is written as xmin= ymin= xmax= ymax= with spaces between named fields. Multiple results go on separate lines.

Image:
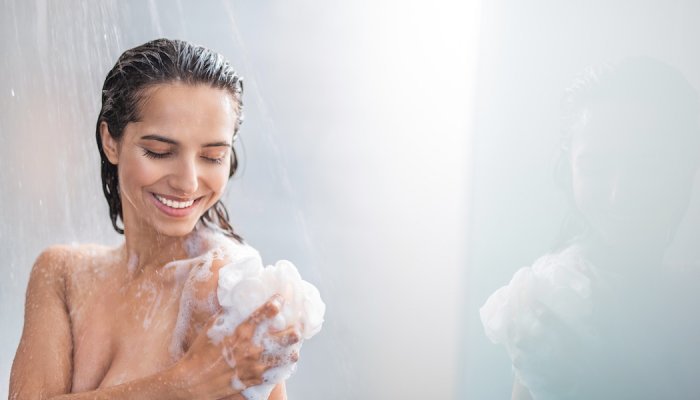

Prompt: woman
xmin=481 ymin=57 xmax=700 ymax=399
xmin=9 ymin=39 xmax=298 ymax=399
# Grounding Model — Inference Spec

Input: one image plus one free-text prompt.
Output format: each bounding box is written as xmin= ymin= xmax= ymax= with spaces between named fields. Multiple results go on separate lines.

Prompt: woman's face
xmin=102 ymin=82 xmax=238 ymax=238
xmin=569 ymin=101 xmax=698 ymax=249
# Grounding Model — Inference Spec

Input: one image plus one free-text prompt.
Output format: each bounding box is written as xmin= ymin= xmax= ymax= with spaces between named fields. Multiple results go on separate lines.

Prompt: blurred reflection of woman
xmin=9 ymin=39 xmax=298 ymax=399
xmin=481 ymin=57 xmax=700 ymax=400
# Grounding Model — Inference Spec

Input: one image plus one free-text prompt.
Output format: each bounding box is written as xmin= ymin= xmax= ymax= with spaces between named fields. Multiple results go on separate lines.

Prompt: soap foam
xmin=156 ymin=227 xmax=325 ymax=398
xmin=205 ymin=240 xmax=326 ymax=399
xmin=166 ymin=242 xmax=228 ymax=359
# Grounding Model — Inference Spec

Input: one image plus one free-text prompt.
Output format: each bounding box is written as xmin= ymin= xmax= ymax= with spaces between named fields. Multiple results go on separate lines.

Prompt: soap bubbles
xmin=203 ymin=234 xmax=326 ymax=400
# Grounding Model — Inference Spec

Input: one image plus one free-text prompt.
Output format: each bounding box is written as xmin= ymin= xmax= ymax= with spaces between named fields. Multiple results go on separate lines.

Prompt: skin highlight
xmin=10 ymin=82 xmax=293 ymax=400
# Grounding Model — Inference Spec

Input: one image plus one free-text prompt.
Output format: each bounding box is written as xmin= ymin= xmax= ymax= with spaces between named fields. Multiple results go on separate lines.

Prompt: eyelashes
xmin=206 ymin=157 xmax=225 ymax=165
xmin=141 ymin=149 xmax=225 ymax=165
xmin=142 ymin=149 xmax=170 ymax=160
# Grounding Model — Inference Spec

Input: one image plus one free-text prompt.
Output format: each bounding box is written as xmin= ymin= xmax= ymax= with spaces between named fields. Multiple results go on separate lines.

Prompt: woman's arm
xmin=10 ymin=246 xmax=290 ymax=400
xmin=9 ymin=246 xmax=185 ymax=400
xmin=269 ymin=382 xmax=287 ymax=400
xmin=47 ymin=369 xmax=190 ymax=400
xmin=10 ymin=246 xmax=74 ymax=399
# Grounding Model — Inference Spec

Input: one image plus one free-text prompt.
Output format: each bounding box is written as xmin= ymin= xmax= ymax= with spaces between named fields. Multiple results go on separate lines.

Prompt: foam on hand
xmin=206 ymin=240 xmax=326 ymax=400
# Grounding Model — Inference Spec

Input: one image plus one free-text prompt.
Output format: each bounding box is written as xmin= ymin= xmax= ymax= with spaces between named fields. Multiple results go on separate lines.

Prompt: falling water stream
xmin=5 ymin=1 xmax=699 ymax=399
xmin=0 ymin=1 xmax=475 ymax=399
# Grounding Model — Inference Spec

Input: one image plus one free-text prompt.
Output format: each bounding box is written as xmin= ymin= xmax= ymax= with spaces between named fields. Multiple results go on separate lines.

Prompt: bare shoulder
xmin=34 ymin=243 xmax=115 ymax=268
xmin=10 ymin=244 xmax=111 ymax=396
xmin=32 ymin=244 xmax=73 ymax=274
xmin=34 ymin=242 xmax=116 ymax=274
xmin=29 ymin=243 xmax=121 ymax=303
xmin=28 ymin=244 xmax=78 ymax=291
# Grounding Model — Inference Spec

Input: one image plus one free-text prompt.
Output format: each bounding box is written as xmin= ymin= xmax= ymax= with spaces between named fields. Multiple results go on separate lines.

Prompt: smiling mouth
xmin=153 ymin=194 xmax=197 ymax=209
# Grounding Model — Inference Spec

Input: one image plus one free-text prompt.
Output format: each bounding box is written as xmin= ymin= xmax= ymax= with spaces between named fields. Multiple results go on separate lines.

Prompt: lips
xmin=154 ymin=194 xmax=194 ymax=209
xmin=149 ymin=192 xmax=202 ymax=218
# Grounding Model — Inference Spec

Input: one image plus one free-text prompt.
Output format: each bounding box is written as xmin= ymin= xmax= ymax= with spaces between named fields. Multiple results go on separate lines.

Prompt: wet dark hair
xmin=96 ymin=38 xmax=243 ymax=241
xmin=552 ymin=57 xmax=700 ymax=250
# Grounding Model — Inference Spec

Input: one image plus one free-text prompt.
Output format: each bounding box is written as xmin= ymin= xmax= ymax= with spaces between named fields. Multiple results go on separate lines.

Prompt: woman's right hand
xmin=168 ymin=294 xmax=301 ymax=400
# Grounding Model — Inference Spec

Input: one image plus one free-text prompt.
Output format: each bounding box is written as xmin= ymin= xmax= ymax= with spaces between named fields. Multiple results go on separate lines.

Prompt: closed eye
xmin=141 ymin=147 xmax=227 ymax=165
xmin=202 ymin=155 xmax=225 ymax=165
xmin=201 ymin=147 xmax=230 ymax=165
xmin=142 ymin=148 xmax=171 ymax=159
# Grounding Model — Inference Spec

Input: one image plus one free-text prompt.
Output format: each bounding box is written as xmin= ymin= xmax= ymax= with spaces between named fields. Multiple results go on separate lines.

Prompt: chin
xmin=153 ymin=220 xmax=199 ymax=238
xmin=599 ymin=227 xmax=667 ymax=250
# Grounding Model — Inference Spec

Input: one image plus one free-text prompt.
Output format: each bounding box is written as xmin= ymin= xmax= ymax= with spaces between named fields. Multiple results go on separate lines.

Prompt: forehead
xmin=572 ymin=101 xmax=685 ymax=155
xmin=134 ymin=82 xmax=238 ymax=137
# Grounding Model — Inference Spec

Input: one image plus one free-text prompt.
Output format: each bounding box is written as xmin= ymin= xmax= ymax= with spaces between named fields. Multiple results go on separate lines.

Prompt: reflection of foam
xmin=480 ymin=245 xmax=597 ymax=399
xmin=178 ymin=228 xmax=325 ymax=399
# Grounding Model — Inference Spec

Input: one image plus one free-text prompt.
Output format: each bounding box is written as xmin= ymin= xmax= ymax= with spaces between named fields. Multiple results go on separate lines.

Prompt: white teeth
xmin=155 ymin=194 xmax=195 ymax=209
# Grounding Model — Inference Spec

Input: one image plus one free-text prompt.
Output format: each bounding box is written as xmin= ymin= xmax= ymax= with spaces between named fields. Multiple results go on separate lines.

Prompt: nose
xmin=168 ymin=157 xmax=199 ymax=196
xmin=608 ymin=168 xmax=646 ymax=213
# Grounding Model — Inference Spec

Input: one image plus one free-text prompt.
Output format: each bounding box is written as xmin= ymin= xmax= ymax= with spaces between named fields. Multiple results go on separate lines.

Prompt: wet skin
xmin=10 ymin=83 xmax=290 ymax=399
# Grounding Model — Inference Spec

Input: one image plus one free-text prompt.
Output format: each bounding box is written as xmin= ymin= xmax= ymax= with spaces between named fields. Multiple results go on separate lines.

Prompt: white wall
xmin=0 ymin=1 xmax=478 ymax=399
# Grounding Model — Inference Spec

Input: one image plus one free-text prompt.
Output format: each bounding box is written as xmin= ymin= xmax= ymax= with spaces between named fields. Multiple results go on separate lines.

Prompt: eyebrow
xmin=140 ymin=134 xmax=231 ymax=148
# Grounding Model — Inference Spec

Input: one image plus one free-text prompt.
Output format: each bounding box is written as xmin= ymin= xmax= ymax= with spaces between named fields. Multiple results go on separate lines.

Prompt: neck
xmin=578 ymin=233 xmax=666 ymax=278
xmin=119 ymin=219 xmax=195 ymax=277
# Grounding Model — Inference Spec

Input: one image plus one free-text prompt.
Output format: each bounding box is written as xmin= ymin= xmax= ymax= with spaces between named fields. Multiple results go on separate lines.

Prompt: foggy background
xmin=0 ymin=1 xmax=475 ymax=398
xmin=460 ymin=0 xmax=700 ymax=398
xmin=2 ymin=0 xmax=699 ymax=399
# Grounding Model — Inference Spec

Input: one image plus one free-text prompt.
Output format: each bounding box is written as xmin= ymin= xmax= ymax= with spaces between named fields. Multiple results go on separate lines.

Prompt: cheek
xmin=117 ymin=152 xmax=163 ymax=193
xmin=571 ymin=171 xmax=606 ymax=215
xmin=206 ymin=167 xmax=231 ymax=195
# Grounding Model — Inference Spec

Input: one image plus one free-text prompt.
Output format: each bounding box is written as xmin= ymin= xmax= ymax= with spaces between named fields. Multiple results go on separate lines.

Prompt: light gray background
xmin=1 ymin=1 xmax=475 ymax=398
xmin=459 ymin=0 xmax=700 ymax=398
xmin=2 ymin=1 xmax=700 ymax=399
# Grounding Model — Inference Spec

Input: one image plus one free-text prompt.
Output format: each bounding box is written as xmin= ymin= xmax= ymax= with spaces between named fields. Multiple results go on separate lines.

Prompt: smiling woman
xmin=8 ymin=39 xmax=298 ymax=400
xmin=95 ymin=40 xmax=244 ymax=241
xmin=100 ymin=83 xmax=237 ymax=238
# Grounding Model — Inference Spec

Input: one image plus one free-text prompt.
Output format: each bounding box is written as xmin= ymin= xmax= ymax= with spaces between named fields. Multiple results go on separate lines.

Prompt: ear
xmin=100 ymin=121 xmax=120 ymax=165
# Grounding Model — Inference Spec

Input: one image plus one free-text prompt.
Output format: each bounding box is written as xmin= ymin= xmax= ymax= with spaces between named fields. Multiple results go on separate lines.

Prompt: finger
xmin=261 ymin=349 xmax=299 ymax=367
xmin=260 ymin=352 xmax=279 ymax=366
xmin=248 ymin=295 xmax=284 ymax=325
xmin=239 ymin=375 xmax=264 ymax=389
xmin=235 ymin=296 xmax=284 ymax=339
xmin=290 ymin=350 xmax=299 ymax=363
xmin=270 ymin=326 xmax=301 ymax=347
